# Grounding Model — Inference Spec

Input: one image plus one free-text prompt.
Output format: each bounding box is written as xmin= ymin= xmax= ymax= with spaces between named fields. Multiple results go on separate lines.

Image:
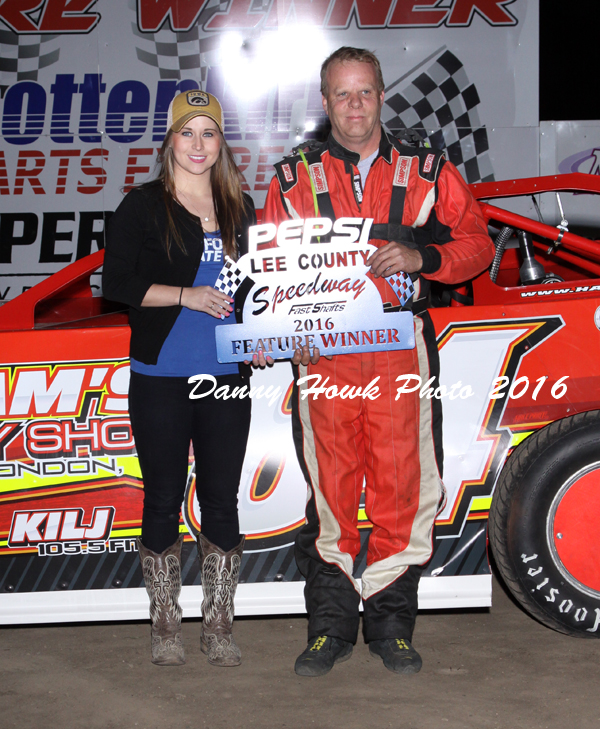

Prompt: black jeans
xmin=129 ymin=371 xmax=251 ymax=554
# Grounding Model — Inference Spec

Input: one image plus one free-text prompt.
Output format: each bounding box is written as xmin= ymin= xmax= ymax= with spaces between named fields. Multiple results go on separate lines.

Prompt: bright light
xmin=219 ymin=31 xmax=245 ymax=55
xmin=218 ymin=27 xmax=329 ymax=100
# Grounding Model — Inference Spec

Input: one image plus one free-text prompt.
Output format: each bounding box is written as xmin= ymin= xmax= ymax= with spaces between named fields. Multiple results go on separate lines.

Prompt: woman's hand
xmin=181 ymin=286 xmax=233 ymax=319
xmin=140 ymin=284 xmax=232 ymax=318
xmin=245 ymin=350 xmax=274 ymax=368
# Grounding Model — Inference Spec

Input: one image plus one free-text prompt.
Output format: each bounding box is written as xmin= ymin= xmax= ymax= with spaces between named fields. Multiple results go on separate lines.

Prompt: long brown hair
xmin=156 ymin=127 xmax=246 ymax=260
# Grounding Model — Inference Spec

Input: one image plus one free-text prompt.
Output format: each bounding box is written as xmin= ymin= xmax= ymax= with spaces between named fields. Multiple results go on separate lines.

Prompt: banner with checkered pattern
xmin=0 ymin=1 xmax=538 ymax=300
xmin=383 ymin=49 xmax=494 ymax=184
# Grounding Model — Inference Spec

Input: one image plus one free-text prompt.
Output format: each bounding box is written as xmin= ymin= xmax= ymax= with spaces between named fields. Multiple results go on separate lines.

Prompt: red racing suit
xmin=264 ymin=129 xmax=494 ymax=643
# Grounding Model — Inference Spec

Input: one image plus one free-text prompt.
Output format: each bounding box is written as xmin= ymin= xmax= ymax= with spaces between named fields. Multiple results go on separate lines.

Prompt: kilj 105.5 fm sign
xmin=214 ymin=218 xmax=416 ymax=362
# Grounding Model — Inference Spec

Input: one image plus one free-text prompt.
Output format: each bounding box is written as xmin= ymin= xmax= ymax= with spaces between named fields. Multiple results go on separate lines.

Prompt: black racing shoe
xmin=369 ymin=638 xmax=423 ymax=675
xmin=294 ymin=635 xmax=353 ymax=677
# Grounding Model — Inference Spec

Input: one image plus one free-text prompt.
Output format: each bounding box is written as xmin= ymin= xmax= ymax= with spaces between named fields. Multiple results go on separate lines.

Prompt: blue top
xmin=130 ymin=231 xmax=238 ymax=378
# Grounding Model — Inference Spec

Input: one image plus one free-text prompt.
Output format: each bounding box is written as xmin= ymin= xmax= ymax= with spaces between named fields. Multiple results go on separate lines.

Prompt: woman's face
xmin=170 ymin=115 xmax=221 ymax=184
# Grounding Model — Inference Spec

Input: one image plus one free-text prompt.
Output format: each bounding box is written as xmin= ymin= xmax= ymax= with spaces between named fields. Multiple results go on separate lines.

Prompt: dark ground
xmin=1 ymin=576 xmax=598 ymax=729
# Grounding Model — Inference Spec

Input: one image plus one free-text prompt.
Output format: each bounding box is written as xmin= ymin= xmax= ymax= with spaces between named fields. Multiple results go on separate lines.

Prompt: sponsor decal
xmin=309 ymin=163 xmax=328 ymax=194
xmin=0 ymin=358 xmax=143 ymax=558
xmin=423 ymin=153 xmax=435 ymax=173
xmin=393 ymin=156 xmax=412 ymax=187
xmin=288 ymin=301 xmax=346 ymax=315
xmin=8 ymin=506 xmax=115 ymax=547
xmin=0 ymin=361 xmax=129 ymax=421
xmin=520 ymin=285 xmax=600 ymax=298
xmin=558 ymin=148 xmax=600 ymax=176
xmin=282 ymin=164 xmax=294 ymax=183
xmin=35 ymin=537 xmax=137 ymax=557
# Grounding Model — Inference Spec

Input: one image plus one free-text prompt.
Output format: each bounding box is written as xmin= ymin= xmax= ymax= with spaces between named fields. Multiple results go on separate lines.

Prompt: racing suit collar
xmin=327 ymin=127 xmax=395 ymax=165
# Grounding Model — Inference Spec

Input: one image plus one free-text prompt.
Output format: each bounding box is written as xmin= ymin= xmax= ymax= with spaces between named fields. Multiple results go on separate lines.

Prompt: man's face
xmin=322 ymin=60 xmax=384 ymax=153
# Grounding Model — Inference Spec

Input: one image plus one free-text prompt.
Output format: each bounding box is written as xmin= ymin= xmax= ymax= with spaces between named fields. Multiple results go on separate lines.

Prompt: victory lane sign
xmin=215 ymin=218 xmax=416 ymax=363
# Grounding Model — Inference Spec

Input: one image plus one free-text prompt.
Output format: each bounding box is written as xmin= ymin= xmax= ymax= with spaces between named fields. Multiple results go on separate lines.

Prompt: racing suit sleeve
xmin=420 ymin=161 xmax=494 ymax=285
xmin=102 ymin=189 xmax=154 ymax=309
xmin=263 ymin=175 xmax=292 ymax=226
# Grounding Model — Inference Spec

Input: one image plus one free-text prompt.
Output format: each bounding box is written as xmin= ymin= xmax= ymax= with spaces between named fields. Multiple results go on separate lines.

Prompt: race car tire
xmin=489 ymin=410 xmax=600 ymax=637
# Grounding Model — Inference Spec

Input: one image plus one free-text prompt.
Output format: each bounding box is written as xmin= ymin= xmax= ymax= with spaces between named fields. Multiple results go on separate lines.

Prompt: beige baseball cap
xmin=167 ymin=90 xmax=223 ymax=133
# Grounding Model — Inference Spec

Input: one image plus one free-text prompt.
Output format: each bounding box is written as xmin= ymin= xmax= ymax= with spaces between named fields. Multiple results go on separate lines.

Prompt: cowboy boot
xmin=197 ymin=533 xmax=244 ymax=667
xmin=138 ymin=535 xmax=185 ymax=666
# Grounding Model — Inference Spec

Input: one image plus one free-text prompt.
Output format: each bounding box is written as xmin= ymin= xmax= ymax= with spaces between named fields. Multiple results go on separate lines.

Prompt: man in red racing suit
xmin=263 ymin=47 xmax=494 ymax=677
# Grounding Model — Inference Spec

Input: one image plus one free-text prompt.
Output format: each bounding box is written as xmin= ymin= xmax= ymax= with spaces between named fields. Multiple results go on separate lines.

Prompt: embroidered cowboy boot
xmin=138 ymin=535 xmax=185 ymax=666
xmin=197 ymin=533 xmax=244 ymax=667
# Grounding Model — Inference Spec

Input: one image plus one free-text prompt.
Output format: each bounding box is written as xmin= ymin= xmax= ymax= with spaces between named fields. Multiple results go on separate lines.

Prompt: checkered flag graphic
xmin=386 ymin=272 xmax=415 ymax=308
xmin=132 ymin=23 xmax=216 ymax=80
xmin=129 ymin=0 xmax=220 ymax=83
xmin=215 ymin=256 xmax=245 ymax=298
xmin=0 ymin=29 xmax=60 ymax=82
xmin=129 ymin=0 xmax=227 ymax=139
xmin=383 ymin=50 xmax=494 ymax=184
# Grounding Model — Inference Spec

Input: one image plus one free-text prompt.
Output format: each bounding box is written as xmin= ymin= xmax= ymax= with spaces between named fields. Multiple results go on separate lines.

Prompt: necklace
xmin=176 ymin=188 xmax=214 ymax=222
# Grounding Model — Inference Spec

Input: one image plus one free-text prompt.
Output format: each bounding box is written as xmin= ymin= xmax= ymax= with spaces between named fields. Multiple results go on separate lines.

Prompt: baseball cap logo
xmin=187 ymin=90 xmax=209 ymax=107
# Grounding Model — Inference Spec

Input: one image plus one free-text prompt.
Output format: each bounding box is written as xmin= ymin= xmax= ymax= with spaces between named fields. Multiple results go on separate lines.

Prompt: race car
xmin=468 ymin=173 xmax=600 ymax=638
xmin=0 ymin=172 xmax=598 ymax=637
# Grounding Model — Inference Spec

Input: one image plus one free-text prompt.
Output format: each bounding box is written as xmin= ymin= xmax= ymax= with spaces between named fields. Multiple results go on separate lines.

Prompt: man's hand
xmin=291 ymin=345 xmax=333 ymax=366
xmin=367 ymin=241 xmax=423 ymax=278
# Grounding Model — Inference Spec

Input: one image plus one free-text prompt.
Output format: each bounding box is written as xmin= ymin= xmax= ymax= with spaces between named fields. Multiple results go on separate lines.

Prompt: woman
xmin=103 ymin=90 xmax=255 ymax=668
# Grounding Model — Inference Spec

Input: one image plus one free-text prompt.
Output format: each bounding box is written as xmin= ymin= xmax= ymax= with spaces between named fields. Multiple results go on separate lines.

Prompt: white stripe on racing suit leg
xmin=360 ymin=316 xmax=442 ymax=599
xmin=298 ymin=361 xmax=361 ymax=592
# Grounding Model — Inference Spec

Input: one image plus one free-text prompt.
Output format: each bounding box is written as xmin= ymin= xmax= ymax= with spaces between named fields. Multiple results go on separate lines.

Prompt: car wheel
xmin=489 ymin=410 xmax=600 ymax=637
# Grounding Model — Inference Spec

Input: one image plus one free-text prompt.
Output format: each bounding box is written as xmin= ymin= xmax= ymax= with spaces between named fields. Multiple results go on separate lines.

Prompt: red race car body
xmin=1 ymin=173 xmax=599 ymax=635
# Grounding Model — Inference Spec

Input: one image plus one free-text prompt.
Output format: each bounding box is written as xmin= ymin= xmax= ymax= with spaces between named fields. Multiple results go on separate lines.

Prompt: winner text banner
xmin=215 ymin=218 xmax=415 ymax=363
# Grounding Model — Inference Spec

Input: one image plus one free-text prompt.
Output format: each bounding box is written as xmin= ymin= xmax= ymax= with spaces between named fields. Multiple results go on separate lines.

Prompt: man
xmin=263 ymin=47 xmax=494 ymax=677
